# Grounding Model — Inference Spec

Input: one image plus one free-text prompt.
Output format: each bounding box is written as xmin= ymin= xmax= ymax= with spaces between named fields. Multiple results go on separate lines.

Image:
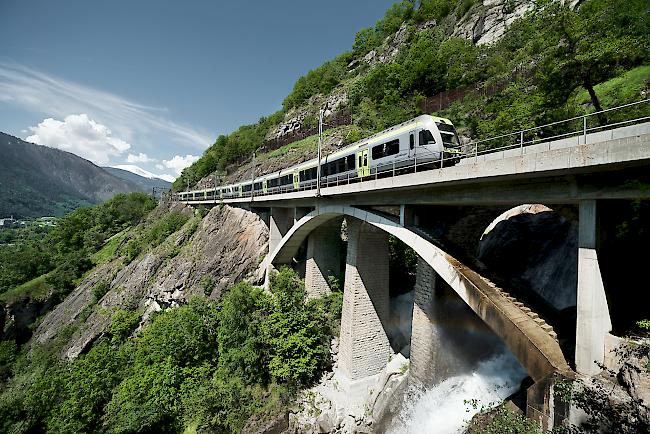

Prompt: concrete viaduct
xmin=179 ymin=121 xmax=650 ymax=428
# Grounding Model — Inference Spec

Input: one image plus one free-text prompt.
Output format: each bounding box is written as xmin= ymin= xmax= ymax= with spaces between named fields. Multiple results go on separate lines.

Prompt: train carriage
xmin=180 ymin=115 xmax=461 ymax=200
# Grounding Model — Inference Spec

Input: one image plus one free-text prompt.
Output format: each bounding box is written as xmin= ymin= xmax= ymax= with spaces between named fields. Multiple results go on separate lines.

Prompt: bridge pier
xmin=409 ymin=257 xmax=440 ymax=387
xmin=338 ymin=219 xmax=392 ymax=408
xmin=304 ymin=217 xmax=342 ymax=298
xmin=575 ymin=200 xmax=612 ymax=375
xmin=269 ymin=207 xmax=294 ymax=255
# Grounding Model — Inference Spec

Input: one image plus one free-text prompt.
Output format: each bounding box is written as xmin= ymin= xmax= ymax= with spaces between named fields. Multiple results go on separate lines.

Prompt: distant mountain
xmin=103 ymin=166 xmax=172 ymax=192
xmin=0 ymin=132 xmax=149 ymax=218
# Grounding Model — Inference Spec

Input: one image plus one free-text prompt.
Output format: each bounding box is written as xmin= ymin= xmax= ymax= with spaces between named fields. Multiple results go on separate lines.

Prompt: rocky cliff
xmin=30 ymin=204 xmax=268 ymax=358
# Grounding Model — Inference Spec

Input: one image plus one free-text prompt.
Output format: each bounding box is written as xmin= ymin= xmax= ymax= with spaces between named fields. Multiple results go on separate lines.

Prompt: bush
xmin=199 ymin=275 xmax=216 ymax=297
xmin=109 ymin=309 xmax=140 ymax=344
xmin=91 ymin=280 xmax=110 ymax=302
xmin=217 ymin=282 xmax=270 ymax=385
xmin=263 ymin=268 xmax=330 ymax=388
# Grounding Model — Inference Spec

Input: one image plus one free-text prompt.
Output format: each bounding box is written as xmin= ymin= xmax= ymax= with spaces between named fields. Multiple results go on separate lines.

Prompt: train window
xmin=253 ymin=182 xmax=262 ymax=191
xmin=279 ymin=174 xmax=291 ymax=186
xmin=335 ymin=158 xmax=343 ymax=173
xmin=358 ymin=155 xmax=362 ymax=167
xmin=299 ymin=167 xmax=318 ymax=182
xmin=242 ymin=184 xmax=252 ymax=192
xmin=269 ymin=178 xmax=279 ymax=188
xmin=410 ymin=133 xmax=415 ymax=149
xmin=436 ymin=123 xmax=460 ymax=147
xmin=419 ymin=130 xmax=435 ymax=145
xmin=372 ymin=139 xmax=400 ymax=159
xmin=347 ymin=155 xmax=355 ymax=170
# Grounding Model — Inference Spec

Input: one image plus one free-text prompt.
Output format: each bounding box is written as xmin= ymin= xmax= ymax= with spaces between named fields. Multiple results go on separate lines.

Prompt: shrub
xmin=217 ymin=282 xmax=270 ymax=384
xmin=109 ymin=309 xmax=140 ymax=344
xmin=199 ymin=275 xmax=216 ymax=297
xmin=91 ymin=280 xmax=110 ymax=302
xmin=263 ymin=268 xmax=330 ymax=388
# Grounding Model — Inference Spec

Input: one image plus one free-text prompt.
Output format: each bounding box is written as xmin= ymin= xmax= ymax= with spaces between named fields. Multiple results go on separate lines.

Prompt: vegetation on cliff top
xmin=173 ymin=0 xmax=649 ymax=190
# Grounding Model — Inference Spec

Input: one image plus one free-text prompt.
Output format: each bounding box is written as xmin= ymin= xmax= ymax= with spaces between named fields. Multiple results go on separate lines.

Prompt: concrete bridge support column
xmin=304 ymin=218 xmax=342 ymax=298
xmin=339 ymin=219 xmax=391 ymax=381
xmin=294 ymin=207 xmax=311 ymax=225
xmin=575 ymin=200 xmax=612 ymax=375
xmin=269 ymin=207 xmax=294 ymax=255
xmin=409 ymin=257 xmax=439 ymax=387
xmin=265 ymin=207 xmax=295 ymax=290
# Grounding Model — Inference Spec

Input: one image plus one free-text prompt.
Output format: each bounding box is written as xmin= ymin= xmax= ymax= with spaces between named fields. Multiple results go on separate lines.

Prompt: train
xmin=177 ymin=114 xmax=463 ymax=201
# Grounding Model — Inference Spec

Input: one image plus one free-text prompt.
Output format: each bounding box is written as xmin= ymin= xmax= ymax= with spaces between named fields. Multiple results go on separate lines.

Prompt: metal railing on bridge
xmin=176 ymin=99 xmax=649 ymax=202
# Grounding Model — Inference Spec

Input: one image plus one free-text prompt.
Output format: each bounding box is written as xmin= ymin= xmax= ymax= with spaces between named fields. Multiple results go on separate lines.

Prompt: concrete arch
xmin=268 ymin=205 xmax=571 ymax=382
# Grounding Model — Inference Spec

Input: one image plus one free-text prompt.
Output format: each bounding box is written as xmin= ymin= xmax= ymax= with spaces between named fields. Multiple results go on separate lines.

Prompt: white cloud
xmin=155 ymin=164 xmax=165 ymax=170
xmin=126 ymin=152 xmax=155 ymax=163
xmin=112 ymin=164 xmax=175 ymax=182
xmin=26 ymin=114 xmax=131 ymax=165
xmin=0 ymin=62 xmax=213 ymax=150
xmin=162 ymin=154 xmax=199 ymax=175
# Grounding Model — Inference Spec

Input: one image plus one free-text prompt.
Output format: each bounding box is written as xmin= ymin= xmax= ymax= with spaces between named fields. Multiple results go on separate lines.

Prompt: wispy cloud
xmin=0 ymin=62 xmax=213 ymax=151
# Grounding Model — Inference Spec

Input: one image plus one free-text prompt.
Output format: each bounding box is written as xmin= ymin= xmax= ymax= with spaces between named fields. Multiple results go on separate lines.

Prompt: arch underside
xmin=269 ymin=205 xmax=571 ymax=382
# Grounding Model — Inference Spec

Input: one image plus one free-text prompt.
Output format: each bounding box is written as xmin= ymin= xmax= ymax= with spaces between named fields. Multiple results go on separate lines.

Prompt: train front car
xmin=426 ymin=117 xmax=463 ymax=166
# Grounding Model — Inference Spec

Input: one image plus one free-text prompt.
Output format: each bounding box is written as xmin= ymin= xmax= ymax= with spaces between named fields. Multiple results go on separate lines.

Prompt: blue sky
xmin=0 ymin=0 xmax=396 ymax=181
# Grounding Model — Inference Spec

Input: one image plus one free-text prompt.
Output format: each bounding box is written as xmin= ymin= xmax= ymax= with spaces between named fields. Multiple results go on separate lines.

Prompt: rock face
xmin=265 ymin=89 xmax=349 ymax=143
xmin=289 ymin=336 xmax=409 ymax=434
xmin=31 ymin=204 xmax=268 ymax=358
xmin=453 ymin=0 xmax=534 ymax=45
xmin=478 ymin=204 xmax=578 ymax=312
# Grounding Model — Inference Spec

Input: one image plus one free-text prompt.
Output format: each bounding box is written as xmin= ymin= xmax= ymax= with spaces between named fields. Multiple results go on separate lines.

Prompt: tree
xmin=536 ymin=0 xmax=648 ymax=124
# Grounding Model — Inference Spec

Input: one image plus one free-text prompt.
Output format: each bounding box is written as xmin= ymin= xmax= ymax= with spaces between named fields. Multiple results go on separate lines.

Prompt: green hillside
xmin=173 ymin=0 xmax=649 ymax=190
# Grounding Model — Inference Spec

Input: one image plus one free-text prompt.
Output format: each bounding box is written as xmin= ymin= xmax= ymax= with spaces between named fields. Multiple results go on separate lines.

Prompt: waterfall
xmin=382 ymin=287 xmax=529 ymax=433
xmin=386 ymin=351 xmax=527 ymax=434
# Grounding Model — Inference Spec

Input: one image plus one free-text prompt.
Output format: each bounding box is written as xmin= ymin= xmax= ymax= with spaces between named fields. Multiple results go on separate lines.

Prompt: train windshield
xmin=436 ymin=122 xmax=460 ymax=147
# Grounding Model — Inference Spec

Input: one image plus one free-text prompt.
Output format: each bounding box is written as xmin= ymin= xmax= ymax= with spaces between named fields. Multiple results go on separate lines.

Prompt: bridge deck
xmin=181 ymin=123 xmax=650 ymax=207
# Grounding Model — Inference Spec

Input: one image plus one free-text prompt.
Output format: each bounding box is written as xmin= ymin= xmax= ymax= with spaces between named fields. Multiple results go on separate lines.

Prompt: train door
xmin=262 ymin=180 xmax=268 ymax=194
xmin=238 ymin=185 xmax=243 ymax=197
xmin=293 ymin=172 xmax=300 ymax=190
xmin=408 ymin=130 xmax=416 ymax=158
xmin=356 ymin=149 xmax=369 ymax=177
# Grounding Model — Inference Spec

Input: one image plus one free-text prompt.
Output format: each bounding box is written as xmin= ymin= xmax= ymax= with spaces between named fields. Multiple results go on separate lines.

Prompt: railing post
xmin=520 ymin=130 xmax=524 ymax=155
xmin=583 ymin=116 xmax=587 ymax=145
xmin=392 ymin=162 xmax=395 ymax=178
xmin=414 ymin=155 xmax=417 ymax=172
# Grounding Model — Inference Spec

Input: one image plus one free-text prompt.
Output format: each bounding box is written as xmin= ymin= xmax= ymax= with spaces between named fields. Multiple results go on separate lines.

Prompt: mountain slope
xmin=0 ymin=132 xmax=147 ymax=217
xmin=103 ymin=167 xmax=172 ymax=192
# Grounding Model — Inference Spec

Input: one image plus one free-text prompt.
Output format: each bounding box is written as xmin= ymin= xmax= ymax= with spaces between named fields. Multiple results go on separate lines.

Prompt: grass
xmin=574 ymin=65 xmax=650 ymax=109
xmin=0 ymin=273 xmax=53 ymax=303
xmin=92 ymin=229 xmax=129 ymax=265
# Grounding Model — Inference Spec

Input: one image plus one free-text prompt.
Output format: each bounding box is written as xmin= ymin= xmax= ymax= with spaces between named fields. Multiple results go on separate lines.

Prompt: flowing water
xmin=386 ymin=351 xmax=527 ymax=434
xmin=382 ymin=288 xmax=529 ymax=433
